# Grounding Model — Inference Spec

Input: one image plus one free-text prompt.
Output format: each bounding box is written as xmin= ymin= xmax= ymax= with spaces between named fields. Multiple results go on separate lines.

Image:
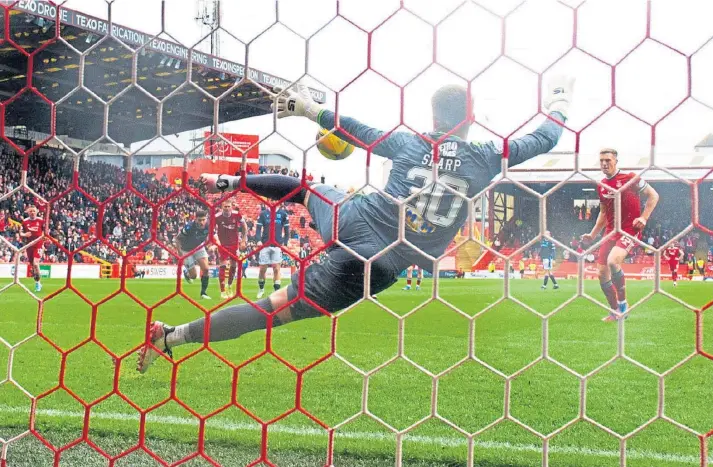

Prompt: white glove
xmin=272 ymin=83 xmax=323 ymax=121
xmin=543 ymin=75 xmax=575 ymax=120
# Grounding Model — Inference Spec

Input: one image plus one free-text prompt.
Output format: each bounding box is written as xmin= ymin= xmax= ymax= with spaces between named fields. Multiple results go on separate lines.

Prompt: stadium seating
xmin=0 ymin=146 xmax=322 ymax=265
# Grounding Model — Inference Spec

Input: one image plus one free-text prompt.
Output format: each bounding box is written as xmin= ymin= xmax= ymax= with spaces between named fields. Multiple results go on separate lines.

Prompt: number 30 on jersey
xmin=405 ymin=167 xmax=469 ymax=229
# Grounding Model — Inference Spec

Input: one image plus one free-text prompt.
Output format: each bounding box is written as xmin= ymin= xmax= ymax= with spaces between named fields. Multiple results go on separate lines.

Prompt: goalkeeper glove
xmin=543 ymin=75 xmax=575 ymax=120
xmin=272 ymin=83 xmax=323 ymax=121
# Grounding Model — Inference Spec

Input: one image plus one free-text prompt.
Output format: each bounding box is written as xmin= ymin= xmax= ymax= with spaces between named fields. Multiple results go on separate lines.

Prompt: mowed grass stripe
xmin=0 ymin=405 xmax=710 ymax=465
xmin=1 ymin=278 xmax=711 ymax=466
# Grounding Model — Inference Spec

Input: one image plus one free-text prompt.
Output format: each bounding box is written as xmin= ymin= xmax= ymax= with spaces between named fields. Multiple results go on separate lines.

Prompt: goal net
xmin=1 ymin=0 xmax=712 ymax=466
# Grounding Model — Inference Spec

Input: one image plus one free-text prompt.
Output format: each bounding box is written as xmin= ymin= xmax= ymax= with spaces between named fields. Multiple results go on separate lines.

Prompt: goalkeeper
xmin=137 ymin=77 xmax=575 ymax=373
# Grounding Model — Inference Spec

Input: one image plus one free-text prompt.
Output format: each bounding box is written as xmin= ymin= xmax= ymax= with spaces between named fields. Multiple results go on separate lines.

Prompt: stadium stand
xmin=469 ymin=180 xmax=711 ymax=276
xmin=2 ymin=140 xmax=710 ymax=280
xmin=0 ymin=144 xmax=323 ymax=268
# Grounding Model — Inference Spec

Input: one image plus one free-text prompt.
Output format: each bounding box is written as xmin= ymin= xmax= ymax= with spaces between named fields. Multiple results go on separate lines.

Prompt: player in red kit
xmin=663 ymin=242 xmax=683 ymax=287
xmin=581 ymin=149 xmax=659 ymax=322
xmin=214 ymin=201 xmax=248 ymax=299
xmin=20 ymin=205 xmax=45 ymax=293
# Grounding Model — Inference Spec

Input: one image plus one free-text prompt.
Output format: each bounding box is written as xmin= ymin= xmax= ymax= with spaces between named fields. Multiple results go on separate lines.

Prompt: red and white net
xmin=1 ymin=0 xmax=713 ymax=466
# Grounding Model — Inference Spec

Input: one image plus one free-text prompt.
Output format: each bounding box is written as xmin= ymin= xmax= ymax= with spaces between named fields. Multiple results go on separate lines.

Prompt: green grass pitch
xmin=0 ymin=276 xmax=712 ymax=466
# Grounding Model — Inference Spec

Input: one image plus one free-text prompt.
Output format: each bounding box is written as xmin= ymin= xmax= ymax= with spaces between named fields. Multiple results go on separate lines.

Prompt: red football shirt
xmin=215 ymin=212 xmax=243 ymax=246
xmin=597 ymin=171 xmax=646 ymax=233
xmin=22 ymin=217 xmax=44 ymax=241
xmin=664 ymin=246 xmax=682 ymax=264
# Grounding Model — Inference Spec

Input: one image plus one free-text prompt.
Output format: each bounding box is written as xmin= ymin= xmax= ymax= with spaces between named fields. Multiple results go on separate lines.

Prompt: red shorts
xmin=597 ymin=230 xmax=639 ymax=265
xmin=26 ymin=246 xmax=43 ymax=263
xmin=218 ymin=244 xmax=239 ymax=262
xmin=668 ymin=261 xmax=679 ymax=272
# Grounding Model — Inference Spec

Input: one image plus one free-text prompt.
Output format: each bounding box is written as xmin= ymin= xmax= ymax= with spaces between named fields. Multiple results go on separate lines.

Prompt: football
xmin=316 ymin=128 xmax=355 ymax=160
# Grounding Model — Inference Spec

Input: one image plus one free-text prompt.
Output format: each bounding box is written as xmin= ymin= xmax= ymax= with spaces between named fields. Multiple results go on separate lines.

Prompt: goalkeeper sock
xmin=258 ymin=279 xmax=266 ymax=291
xmin=218 ymin=265 xmax=226 ymax=292
xmin=550 ymin=275 xmax=558 ymax=285
xmin=543 ymin=276 xmax=549 ymax=286
xmin=224 ymin=175 xmax=308 ymax=204
xmin=274 ymin=280 xmax=281 ymax=291
xmin=600 ymin=279 xmax=618 ymax=310
xmin=200 ymin=275 xmax=209 ymax=296
xmin=177 ymin=298 xmax=282 ymax=344
xmin=611 ymin=267 xmax=626 ymax=302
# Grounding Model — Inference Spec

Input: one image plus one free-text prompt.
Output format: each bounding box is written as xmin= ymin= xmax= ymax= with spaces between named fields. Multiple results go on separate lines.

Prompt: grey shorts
xmin=259 ymin=246 xmax=283 ymax=265
xmin=286 ymin=185 xmax=401 ymax=316
xmin=182 ymin=247 xmax=208 ymax=269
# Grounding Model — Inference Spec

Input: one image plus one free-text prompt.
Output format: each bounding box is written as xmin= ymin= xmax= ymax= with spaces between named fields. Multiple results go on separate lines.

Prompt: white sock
xmin=166 ymin=324 xmax=189 ymax=347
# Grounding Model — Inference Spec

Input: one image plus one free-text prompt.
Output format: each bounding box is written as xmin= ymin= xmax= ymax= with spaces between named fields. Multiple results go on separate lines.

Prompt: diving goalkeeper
xmin=137 ymin=77 xmax=575 ymax=373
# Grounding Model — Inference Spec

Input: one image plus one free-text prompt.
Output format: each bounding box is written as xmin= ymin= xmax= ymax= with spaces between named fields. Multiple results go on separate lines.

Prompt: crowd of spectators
xmin=487 ymin=192 xmax=711 ymax=265
xmin=487 ymin=198 xmax=598 ymax=254
xmin=0 ymin=145 xmax=321 ymax=267
xmin=253 ymin=164 xmax=323 ymax=184
xmin=250 ymin=165 xmax=335 ymax=189
xmin=2 ymin=144 xmax=711 ymax=270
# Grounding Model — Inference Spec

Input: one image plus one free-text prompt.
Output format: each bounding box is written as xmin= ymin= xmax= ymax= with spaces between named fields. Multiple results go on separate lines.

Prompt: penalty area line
xmin=0 ymin=405 xmax=707 ymax=464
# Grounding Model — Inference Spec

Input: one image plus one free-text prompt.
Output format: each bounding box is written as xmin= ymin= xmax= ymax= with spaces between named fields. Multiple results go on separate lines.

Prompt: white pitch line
xmin=0 ymin=405 xmax=709 ymax=464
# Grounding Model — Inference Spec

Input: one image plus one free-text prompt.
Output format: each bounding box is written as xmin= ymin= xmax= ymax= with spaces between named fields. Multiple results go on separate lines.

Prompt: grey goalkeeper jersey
xmin=316 ymin=110 xmax=565 ymax=269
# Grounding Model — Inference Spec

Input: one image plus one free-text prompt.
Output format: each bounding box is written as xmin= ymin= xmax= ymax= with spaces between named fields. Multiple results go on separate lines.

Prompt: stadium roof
xmin=504 ymin=151 xmax=713 ymax=185
xmin=0 ymin=0 xmax=325 ymax=148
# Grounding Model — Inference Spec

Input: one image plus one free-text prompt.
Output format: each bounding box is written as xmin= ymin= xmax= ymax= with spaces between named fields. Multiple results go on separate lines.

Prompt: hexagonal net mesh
xmin=1 ymin=0 xmax=713 ymax=466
